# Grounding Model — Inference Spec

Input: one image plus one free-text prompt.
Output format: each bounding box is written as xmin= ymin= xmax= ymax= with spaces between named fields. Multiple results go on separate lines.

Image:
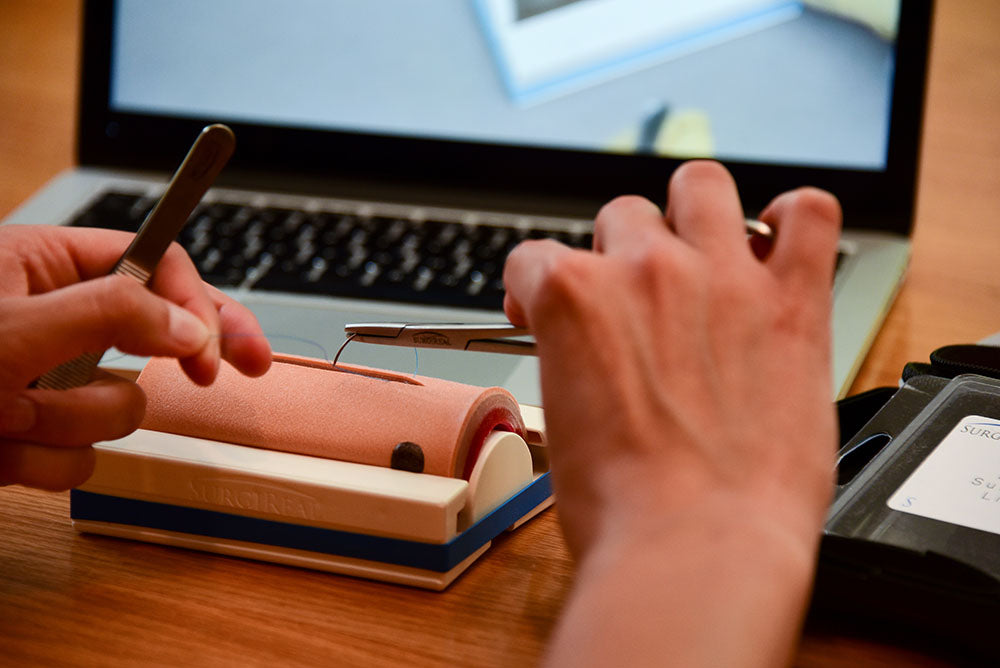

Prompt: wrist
xmin=582 ymin=486 xmax=826 ymax=587
xmin=553 ymin=499 xmax=822 ymax=668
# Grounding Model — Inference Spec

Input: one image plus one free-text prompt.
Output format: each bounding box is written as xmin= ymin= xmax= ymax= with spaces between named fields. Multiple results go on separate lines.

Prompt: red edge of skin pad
xmin=137 ymin=353 xmax=526 ymax=479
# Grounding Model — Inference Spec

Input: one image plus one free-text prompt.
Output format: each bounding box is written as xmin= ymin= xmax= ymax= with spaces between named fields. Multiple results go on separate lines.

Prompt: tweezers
xmin=344 ymin=323 xmax=536 ymax=356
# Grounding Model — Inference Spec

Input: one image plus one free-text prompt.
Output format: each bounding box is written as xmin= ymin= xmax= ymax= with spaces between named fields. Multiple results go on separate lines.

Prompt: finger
xmin=758 ymin=187 xmax=842 ymax=292
xmin=205 ymin=284 xmax=272 ymax=377
xmin=1 ymin=372 xmax=146 ymax=446
xmin=665 ymin=160 xmax=747 ymax=258
xmin=0 ymin=441 xmax=96 ymax=491
xmin=503 ymin=239 xmax=577 ymax=327
xmin=3 ymin=226 xmax=226 ymax=384
xmin=593 ymin=195 xmax=667 ymax=255
xmin=1 ymin=275 xmax=210 ymax=386
xmin=0 ymin=226 xmax=134 ymax=295
xmin=36 ymin=226 xmax=135 ymax=279
xmin=151 ymin=244 xmax=222 ymax=385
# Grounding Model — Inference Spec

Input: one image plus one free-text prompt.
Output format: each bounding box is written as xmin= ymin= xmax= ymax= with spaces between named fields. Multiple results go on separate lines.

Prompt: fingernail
xmin=167 ymin=303 xmax=210 ymax=350
xmin=0 ymin=396 xmax=36 ymax=433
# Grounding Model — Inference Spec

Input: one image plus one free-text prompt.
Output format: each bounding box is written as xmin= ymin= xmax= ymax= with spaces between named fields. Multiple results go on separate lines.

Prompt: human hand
xmin=0 ymin=224 xmax=271 ymax=490
xmin=504 ymin=160 xmax=841 ymax=563
xmin=505 ymin=161 xmax=841 ymax=666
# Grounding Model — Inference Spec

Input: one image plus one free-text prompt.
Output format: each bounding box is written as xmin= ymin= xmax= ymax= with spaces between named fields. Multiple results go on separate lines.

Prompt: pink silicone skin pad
xmin=137 ymin=354 xmax=525 ymax=479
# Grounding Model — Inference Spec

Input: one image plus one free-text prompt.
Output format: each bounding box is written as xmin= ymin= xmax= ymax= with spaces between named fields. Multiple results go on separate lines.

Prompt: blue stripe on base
xmin=71 ymin=473 xmax=552 ymax=572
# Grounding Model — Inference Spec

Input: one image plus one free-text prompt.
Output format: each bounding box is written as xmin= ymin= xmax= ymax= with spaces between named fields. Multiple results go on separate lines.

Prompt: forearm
xmin=543 ymin=507 xmax=819 ymax=668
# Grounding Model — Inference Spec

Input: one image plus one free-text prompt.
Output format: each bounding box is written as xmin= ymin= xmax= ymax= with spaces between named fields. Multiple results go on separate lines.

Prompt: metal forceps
xmin=342 ymin=322 xmax=537 ymax=357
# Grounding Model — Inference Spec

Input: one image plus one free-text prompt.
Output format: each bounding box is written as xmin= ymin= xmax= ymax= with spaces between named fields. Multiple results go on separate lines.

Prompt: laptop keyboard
xmin=70 ymin=191 xmax=594 ymax=311
xmin=70 ymin=191 xmax=847 ymax=308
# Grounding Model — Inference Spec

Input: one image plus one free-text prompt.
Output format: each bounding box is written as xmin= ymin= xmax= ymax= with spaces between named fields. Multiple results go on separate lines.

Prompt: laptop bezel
xmin=77 ymin=0 xmax=933 ymax=231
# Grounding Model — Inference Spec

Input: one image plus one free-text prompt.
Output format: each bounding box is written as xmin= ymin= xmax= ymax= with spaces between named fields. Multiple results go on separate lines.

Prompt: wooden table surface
xmin=2 ymin=1 xmax=998 ymax=665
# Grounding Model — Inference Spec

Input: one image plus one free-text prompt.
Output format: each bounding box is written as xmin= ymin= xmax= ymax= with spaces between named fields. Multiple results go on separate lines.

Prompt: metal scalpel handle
xmin=33 ymin=124 xmax=236 ymax=390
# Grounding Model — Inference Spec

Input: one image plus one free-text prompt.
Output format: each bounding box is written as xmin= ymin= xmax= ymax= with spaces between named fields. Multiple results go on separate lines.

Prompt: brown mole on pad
xmin=391 ymin=441 xmax=425 ymax=473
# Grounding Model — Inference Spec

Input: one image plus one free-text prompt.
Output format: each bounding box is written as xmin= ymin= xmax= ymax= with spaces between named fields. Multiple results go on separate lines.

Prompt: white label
xmin=888 ymin=414 xmax=1000 ymax=535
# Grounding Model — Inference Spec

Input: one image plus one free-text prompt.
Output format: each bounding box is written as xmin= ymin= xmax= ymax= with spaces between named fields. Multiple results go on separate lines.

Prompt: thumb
xmin=2 ymin=275 xmax=210 ymax=386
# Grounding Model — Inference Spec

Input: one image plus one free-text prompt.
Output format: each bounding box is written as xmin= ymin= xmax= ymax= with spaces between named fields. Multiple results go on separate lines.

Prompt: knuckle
xmin=671 ymin=159 xmax=730 ymax=190
xmin=509 ymin=237 xmax=560 ymax=257
xmin=634 ymin=241 xmax=676 ymax=275
xmin=595 ymin=195 xmax=659 ymax=229
xmin=95 ymin=274 xmax=145 ymax=320
xmin=533 ymin=251 xmax=595 ymax=314
xmin=630 ymin=241 xmax=696 ymax=289
xmin=505 ymin=238 xmax=562 ymax=275
xmin=530 ymin=237 xmax=568 ymax=253
xmin=787 ymin=187 xmax=842 ymax=227
xmin=88 ymin=275 xmax=160 ymax=349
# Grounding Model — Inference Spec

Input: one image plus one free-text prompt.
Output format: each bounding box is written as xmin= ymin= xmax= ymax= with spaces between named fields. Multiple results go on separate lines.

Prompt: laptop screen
xmin=109 ymin=0 xmax=900 ymax=173
xmin=81 ymin=0 xmax=930 ymax=230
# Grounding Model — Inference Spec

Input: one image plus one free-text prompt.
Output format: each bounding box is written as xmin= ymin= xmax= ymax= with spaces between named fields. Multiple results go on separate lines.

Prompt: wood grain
xmin=2 ymin=0 xmax=998 ymax=665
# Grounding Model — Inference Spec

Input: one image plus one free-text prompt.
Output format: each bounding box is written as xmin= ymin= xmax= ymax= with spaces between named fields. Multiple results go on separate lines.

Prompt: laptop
xmin=2 ymin=0 xmax=933 ymax=404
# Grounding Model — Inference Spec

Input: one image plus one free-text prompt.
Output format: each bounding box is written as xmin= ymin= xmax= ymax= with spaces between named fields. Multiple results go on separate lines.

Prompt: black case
xmin=811 ymin=373 xmax=1000 ymax=657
